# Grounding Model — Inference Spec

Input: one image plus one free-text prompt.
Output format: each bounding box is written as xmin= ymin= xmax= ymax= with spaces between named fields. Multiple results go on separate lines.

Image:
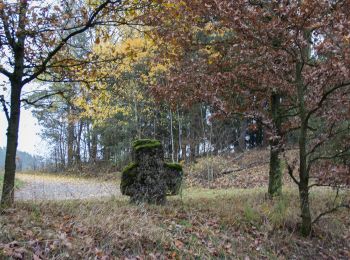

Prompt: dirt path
xmin=15 ymin=174 xmax=120 ymax=201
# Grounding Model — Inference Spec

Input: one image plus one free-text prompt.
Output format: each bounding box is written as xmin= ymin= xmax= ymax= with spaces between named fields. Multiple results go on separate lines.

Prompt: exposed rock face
xmin=121 ymin=139 xmax=183 ymax=204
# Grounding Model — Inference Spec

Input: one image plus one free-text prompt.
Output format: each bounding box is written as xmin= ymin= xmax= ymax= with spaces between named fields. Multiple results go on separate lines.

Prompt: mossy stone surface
xmin=121 ymin=139 xmax=183 ymax=204
xmin=120 ymin=163 xmax=138 ymax=195
xmin=164 ymin=162 xmax=183 ymax=172
xmin=121 ymin=162 xmax=138 ymax=174
xmin=132 ymin=139 xmax=162 ymax=151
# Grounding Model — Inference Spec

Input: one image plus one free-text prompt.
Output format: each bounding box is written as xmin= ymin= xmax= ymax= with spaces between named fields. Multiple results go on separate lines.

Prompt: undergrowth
xmin=0 ymin=187 xmax=349 ymax=259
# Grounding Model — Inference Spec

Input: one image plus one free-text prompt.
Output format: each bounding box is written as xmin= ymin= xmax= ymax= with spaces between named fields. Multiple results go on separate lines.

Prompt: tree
xmin=0 ymin=0 xmax=149 ymax=206
xmin=142 ymin=0 xmax=285 ymax=196
xmin=145 ymin=0 xmax=350 ymax=235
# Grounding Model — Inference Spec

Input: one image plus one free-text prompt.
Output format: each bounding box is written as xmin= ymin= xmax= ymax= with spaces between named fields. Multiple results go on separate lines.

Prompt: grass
xmin=0 ymin=186 xmax=349 ymax=259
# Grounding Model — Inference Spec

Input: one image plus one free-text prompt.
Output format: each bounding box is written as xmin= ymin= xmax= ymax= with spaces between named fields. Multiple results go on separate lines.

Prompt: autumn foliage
xmin=0 ymin=0 xmax=348 ymax=241
xmin=141 ymin=0 xmax=350 ymax=235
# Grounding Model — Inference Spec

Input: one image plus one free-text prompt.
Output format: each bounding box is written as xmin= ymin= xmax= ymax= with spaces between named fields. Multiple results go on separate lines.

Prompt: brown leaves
xmin=0 ymin=241 xmax=28 ymax=259
xmin=0 ymin=191 xmax=349 ymax=259
xmin=174 ymin=239 xmax=184 ymax=249
xmin=185 ymin=150 xmax=287 ymax=189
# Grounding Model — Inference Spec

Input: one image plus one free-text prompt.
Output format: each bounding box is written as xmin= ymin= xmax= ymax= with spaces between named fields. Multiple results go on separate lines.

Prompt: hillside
xmin=0 ymin=147 xmax=39 ymax=171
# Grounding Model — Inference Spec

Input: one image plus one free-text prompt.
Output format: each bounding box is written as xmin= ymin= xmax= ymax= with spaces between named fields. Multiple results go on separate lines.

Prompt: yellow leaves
xmin=74 ymin=86 xmax=131 ymax=123
xmin=150 ymin=63 xmax=168 ymax=74
xmin=208 ymin=52 xmax=221 ymax=64
xmin=202 ymin=45 xmax=221 ymax=65
xmin=74 ymin=33 xmax=167 ymax=122
xmin=91 ymin=37 xmax=155 ymax=74
xmin=204 ymin=22 xmax=214 ymax=32
xmin=162 ymin=0 xmax=186 ymax=11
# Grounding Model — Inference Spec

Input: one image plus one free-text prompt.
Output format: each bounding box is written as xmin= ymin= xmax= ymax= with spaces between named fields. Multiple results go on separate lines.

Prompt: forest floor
xmin=184 ymin=148 xmax=295 ymax=189
xmin=1 ymin=188 xmax=349 ymax=259
xmin=1 ymin=149 xmax=349 ymax=259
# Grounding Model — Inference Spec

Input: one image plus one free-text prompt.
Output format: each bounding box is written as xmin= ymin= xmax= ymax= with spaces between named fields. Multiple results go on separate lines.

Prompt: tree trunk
xmin=75 ymin=121 xmax=83 ymax=169
xmin=169 ymin=108 xmax=175 ymax=162
xmin=1 ymin=82 xmax=22 ymax=206
xmin=268 ymin=93 xmax=283 ymax=197
xmin=299 ymin=113 xmax=311 ymax=236
xmin=177 ymin=108 xmax=182 ymax=161
xmin=54 ymin=147 xmax=58 ymax=171
xmin=297 ymin=52 xmax=312 ymax=235
xmin=67 ymin=113 xmax=75 ymax=167
xmin=90 ymin=128 xmax=98 ymax=163
xmin=59 ymin=122 xmax=66 ymax=169
xmin=237 ymin=119 xmax=247 ymax=152
xmin=1 ymin=0 xmax=27 ymax=206
xmin=103 ymin=146 xmax=110 ymax=161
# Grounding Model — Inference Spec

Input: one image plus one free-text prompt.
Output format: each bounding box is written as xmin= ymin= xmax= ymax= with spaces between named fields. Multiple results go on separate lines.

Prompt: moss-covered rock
xmin=164 ymin=162 xmax=183 ymax=195
xmin=164 ymin=162 xmax=183 ymax=172
xmin=132 ymin=139 xmax=162 ymax=151
xmin=120 ymin=139 xmax=183 ymax=204
xmin=120 ymin=163 xmax=138 ymax=196
xmin=122 ymin=162 xmax=138 ymax=174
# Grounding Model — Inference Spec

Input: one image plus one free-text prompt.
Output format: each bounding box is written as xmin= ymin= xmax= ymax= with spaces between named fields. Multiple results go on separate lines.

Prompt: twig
xmin=312 ymin=188 xmax=350 ymax=224
xmin=21 ymin=91 xmax=63 ymax=106
xmin=0 ymin=94 xmax=10 ymax=122
xmin=312 ymin=203 xmax=349 ymax=225
xmin=287 ymin=163 xmax=300 ymax=185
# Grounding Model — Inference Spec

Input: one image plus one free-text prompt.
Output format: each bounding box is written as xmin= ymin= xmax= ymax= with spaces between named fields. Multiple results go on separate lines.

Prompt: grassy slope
xmin=0 ymin=187 xmax=349 ymax=259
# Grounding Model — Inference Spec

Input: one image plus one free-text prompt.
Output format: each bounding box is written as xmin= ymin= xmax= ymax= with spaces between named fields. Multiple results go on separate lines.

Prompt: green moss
xmin=133 ymin=139 xmax=161 ymax=151
xmin=120 ymin=163 xmax=138 ymax=194
xmin=121 ymin=162 xmax=138 ymax=175
xmin=164 ymin=162 xmax=183 ymax=172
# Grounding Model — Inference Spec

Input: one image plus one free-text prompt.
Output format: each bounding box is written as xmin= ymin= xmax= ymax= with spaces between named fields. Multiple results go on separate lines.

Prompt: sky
xmin=0 ymin=107 xmax=45 ymax=156
xmin=0 ymin=72 xmax=46 ymax=156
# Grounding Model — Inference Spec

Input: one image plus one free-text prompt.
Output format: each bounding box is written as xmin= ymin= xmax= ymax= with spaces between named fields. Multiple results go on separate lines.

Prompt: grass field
xmin=0 ymin=186 xmax=349 ymax=259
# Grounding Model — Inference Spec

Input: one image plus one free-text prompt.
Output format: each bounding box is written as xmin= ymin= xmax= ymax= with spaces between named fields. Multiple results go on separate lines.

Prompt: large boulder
xmin=120 ymin=139 xmax=183 ymax=204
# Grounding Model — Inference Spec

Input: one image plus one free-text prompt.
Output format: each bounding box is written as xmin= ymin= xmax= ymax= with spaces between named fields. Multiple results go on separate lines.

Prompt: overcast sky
xmin=0 ymin=72 xmax=46 ymax=156
xmin=0 ymin=107 xmax=45 ymax=156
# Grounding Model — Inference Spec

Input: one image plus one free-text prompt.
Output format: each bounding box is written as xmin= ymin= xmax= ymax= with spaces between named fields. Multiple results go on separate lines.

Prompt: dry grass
xmin=1 ymin=186 xmax=349 ymax=259
xmin=1 ymin=150 xmax=349 ymax=258
xmin=184 ymin=148 xmax=294 ymax=189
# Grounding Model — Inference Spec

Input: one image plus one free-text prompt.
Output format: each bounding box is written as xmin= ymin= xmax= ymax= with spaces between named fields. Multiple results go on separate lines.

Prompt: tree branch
xmin=21 ymin=91 xmax=63 ymax=106
xmin=0 ymin=94 xmax=10 ymax=122
xmin=306 ymin=82 xmax=350 ymax=122
xmin=287 ymin=161 xmax=300 ymax=185
xmin=0 ymin=66 xmax=12 ymax=78
xmin=22 ymin=0 xmax=121 ymax=85
xmin=312 ymin=188 xmax=349 ymax=225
